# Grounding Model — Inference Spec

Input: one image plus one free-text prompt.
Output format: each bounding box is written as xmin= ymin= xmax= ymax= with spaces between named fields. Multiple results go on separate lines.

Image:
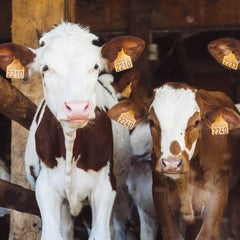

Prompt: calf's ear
xmin=0 ymin=43 xmax=35 ymax=77
xmin=101 ymin=36 xmax=145 ymax=72
xmin=112 ymin=70 xmax=141 ymax=98
xmin=208 ymin=38 xmax=240 ymax=70
xmin=204 ymin=107 xmax=240 ymax=131
xmin=108 ymin=99 xmax=148 ymax=125
xmin=196 ymin=89 xmax=240 ymax=131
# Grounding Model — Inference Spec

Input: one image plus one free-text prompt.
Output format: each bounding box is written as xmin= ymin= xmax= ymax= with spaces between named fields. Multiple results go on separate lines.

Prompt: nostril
xmin=64 ymin=102 xmax=72 ymax=112
xmin=161 ymin=159 xmax=167 ymax=168
xmin=84 ymin=102 xmax=89 ymax=111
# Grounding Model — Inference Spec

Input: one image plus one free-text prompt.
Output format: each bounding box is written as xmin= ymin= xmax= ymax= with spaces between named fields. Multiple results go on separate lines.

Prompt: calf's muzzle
xmin=160 ymin=157 xmax=184 ymax=174
xmin=64 ymin=100 xmax=91 ymax=122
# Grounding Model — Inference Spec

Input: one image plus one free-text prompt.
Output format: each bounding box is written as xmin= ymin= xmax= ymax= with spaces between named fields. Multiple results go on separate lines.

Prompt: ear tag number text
xmin=222 ymin=51 xmax=238 ymax=70
xmin=211 ymin=114 xmax=229 ymax=136
xmin=114 ymin=48 xmax=133 ymax=72
xmin=6 ymin=58 xmax=25 ymax=79
xmin=117 ymin=109 xmax=136 ymax=130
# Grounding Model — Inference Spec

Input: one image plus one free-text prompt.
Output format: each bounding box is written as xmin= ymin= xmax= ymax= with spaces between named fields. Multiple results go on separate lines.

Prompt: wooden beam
xmin=128 ymin=0 xmax=153 ymax=95
xmin=0 ymin=179 xmax=39 ymax=216
xmin=0 ymin=76 xmax=36 ymax=130
xmin=65 ymin=0 xmax=76 ymax=23
xmin=10 ymin=1 xmax=76 ymax=239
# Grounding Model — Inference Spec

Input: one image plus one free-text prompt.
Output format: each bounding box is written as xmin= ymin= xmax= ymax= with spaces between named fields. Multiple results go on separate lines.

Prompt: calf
xmin=108 ymin=82 xmax=240 ymax=240
xmin=0 ymin=22 xmax=145 ymax=240
xmin=208 ymin=37 xmax=240 ymax=239
xmin=127 ymin=123 xmax=159 ymax=240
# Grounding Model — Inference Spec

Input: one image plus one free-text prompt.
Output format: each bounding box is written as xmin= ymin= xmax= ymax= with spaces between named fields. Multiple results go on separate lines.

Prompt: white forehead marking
xmin=151 ymin=84 xmax=200 ymax=158
xmin=38 ymin=22 xmax=101 ymax=72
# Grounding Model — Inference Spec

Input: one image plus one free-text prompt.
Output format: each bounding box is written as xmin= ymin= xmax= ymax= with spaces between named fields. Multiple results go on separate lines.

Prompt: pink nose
xmin=64 ymin=101 xmax=91 ymax=122
xmin=160 ymin=157 xmax=184 ymax=174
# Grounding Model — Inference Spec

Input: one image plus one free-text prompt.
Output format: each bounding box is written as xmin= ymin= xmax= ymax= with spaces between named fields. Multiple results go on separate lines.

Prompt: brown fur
xmin=34 ymin=106 xmax=115 ymax=189
xmin=169 ymin=141 xmax=181 ymax=155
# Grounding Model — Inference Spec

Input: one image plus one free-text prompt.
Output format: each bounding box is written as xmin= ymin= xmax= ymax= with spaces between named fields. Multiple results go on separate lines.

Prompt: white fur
xmin=235 ymin=103 xmax=240 ymax=112
xmin=25 ymin=22 xmax=131 ymax=240
xmin=130 ymin=123 xmax=152 ymax=157
xmin=127 ymin=123 xmax=158 ymax=240
xmin=151 ymin=85 xmax=199 ymax=162
xmin=33 ymin=22 xmax=102 ymax=127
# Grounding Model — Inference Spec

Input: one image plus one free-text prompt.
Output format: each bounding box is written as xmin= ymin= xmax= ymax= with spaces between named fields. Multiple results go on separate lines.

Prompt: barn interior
xmin=0 ymin=0 xmax=240 ymax=239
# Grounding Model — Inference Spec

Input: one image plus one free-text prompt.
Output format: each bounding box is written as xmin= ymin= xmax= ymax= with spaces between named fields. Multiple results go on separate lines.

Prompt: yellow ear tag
xmin=121 ymin=82 xmax=132 ymax=98
xmin=6 ymin=58 xmax=25 ymax=79
xmin=114 ymin=48 xmax=133 ymax=72
xmin=117 ymin=109 xmax=136 ymax=130
xmin=222 ymin=51 xmax=238 ymax=70
xmin=211 ymin=114 xmax=229 ymax=136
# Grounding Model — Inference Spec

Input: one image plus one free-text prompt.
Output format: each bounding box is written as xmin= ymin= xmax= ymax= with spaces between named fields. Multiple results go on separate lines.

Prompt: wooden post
xmin=10 ymin=1 xmax=75 ymax=239
xmin=129 ymin=0 xmax=153 ymax=95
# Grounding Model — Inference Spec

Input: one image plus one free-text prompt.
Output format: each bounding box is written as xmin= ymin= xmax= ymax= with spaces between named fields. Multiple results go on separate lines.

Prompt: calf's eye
xmin=149 ymin=119 xmax=155 ymax=127
xmin=94 ymin=64 xmax=99 ymax=70
xmin=42 ymin=65 xmax=49 ymax=72
xmin=195 ymin=120 xmax=200 ymax=127
xmin=40 ymin=41 xmax=45 ymax=47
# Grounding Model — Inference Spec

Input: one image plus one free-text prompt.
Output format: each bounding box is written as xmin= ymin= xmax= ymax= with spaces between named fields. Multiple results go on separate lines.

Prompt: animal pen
xmin=0 ymin=0 xmax=240 ymax=239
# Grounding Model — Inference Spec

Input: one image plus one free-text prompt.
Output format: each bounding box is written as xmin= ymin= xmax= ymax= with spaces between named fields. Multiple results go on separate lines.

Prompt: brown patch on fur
xmin=148 ymin=107 xmax=163 ymax=172
xmin=75 ymin=109 xmax=112 ymax=170
xmin=35 ymin=106 xmax=65 ymax=169
xmin=148 ymin=107 xmax=162 ymax=156
xmin=169 ymin=141 xmax=181 ymax=155
xmin=185 ymin=111 xmax=200 ymax=151
xmin=74 ymin=108 xmax=115 ymax=190
xmin=181 ymin=150 xmax=190 ymax=172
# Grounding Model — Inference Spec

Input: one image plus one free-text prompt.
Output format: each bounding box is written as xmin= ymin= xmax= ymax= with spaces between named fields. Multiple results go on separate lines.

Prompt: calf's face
xmin=149 ymin=84 xmax=200 ymax=174
xmin=36 ymin=24 xmax=102 ymax=127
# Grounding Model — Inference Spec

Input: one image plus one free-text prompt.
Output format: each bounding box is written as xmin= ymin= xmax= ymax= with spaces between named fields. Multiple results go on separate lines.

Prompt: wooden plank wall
xmin=10 ymin=1 xmax=75 ymax=239
xmin=76 ymin=0 xmax=240 ymax=32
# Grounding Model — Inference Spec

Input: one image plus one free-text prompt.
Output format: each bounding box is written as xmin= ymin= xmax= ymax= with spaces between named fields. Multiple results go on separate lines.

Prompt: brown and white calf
xmin=208 ymin=37 xmax=240 ymax=239
xmin=109 ymin=82 xmax=240 ymax=240
xmin=0 ymin=22 xmax=145 ymax=240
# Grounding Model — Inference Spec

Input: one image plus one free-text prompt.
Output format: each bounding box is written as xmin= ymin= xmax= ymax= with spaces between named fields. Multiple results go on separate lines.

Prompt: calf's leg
xmin=36 ymin=170 xmax=65 ymax=240
xmin=88 ymin=168 xmax=116 ymax=240
xmin=137 ymin=206 xmax=159 ymax=240
xmin=196 ymin=188 xmax=228 ymax=240
xmin=152 ymin=175 xmax=183 ymax=240
xmin=60 ymin=200 xmax=74 ymax=240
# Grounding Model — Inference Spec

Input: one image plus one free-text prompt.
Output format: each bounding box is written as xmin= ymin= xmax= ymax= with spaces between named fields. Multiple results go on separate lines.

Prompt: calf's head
xmin=109 ymin=82 xmax=240 ymax=177
xmin=0 ymin=22 xmax=145 ymax=129
xmin=208 ymin=37 xmax=240 ymax=70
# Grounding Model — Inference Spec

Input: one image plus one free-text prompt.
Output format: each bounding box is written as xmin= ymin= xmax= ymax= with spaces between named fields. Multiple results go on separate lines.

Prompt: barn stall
xmin=0 ymin=0 xmax=240 ymax=239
